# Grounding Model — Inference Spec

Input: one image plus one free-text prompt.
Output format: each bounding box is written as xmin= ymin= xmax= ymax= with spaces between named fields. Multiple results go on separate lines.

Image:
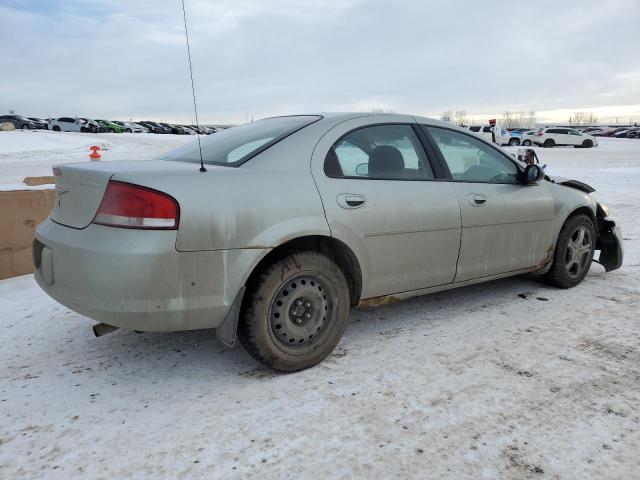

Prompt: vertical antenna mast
xmin=180 ymin=0 xmax=206 ymax=172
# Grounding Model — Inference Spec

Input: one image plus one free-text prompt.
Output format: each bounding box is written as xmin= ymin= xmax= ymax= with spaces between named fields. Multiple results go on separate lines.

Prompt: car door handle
xmin=467 ymin=193 xmax=487 ymax=206
xmin=336 ymin=193 xmax=366 ymax=209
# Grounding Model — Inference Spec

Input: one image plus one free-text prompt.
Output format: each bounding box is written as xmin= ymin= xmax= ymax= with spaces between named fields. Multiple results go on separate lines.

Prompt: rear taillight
xmin=535 ymin=132 xmax=543 ymax=136
xmin=92 ymin=181 xmax=179 ymax=229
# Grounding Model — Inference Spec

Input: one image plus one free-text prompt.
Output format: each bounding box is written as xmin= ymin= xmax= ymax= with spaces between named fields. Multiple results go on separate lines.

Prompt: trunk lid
xmin=50 ymin=160 xmax=196 ymax=228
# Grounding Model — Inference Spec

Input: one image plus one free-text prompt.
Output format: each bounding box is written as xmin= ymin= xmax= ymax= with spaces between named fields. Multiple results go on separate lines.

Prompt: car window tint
xmin=326 ymin=124 xmax=434 ymax=180
xmin=427 ymin=127 xmax=519 ymax=184
xmin=482 ymin=126 xmax=492 ymax=132
xmin=469 ymin=126 xmax=481 ymax=132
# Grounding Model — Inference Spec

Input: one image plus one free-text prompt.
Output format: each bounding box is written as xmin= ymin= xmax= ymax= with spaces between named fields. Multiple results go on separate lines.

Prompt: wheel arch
xmin=565 ymin=205 xmax=596 ymax=225
xmin=243 ymin=235 xmax=363 ymax=307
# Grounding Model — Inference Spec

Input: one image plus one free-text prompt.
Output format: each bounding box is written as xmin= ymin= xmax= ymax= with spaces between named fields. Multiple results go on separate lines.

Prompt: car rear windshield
xmin=160 ymin=115 xmax=321 ymax=166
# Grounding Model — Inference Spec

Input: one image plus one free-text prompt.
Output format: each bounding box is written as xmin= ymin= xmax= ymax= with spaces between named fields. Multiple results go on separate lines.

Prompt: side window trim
xmin=324 ymin=123 xmax=439 ymax=181
xmin=419 ymin=124 xmax=524 ymax=185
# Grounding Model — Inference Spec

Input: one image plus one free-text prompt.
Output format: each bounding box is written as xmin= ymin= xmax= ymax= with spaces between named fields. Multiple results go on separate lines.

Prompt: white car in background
xmin=113 ymin=121 xmax=148 ymax=133
xmin=519 ymin=130 xmax=540 ymax=146
xmin=533 ymin=127 xmax=598 ymax=148
xmin=467 ymin=125 xmax=520 ymax=146
xmin=48 ymin=117 xmax=88 ymax=132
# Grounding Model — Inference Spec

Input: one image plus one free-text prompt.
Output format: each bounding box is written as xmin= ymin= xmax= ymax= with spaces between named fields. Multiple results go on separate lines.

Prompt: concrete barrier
xmin=0 ymin=187 xmax=55 ymax=280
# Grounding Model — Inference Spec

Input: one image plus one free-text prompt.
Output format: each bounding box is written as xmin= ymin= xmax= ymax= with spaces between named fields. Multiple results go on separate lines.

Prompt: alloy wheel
xmin=565 ymin=226 xmax=592 ymax=278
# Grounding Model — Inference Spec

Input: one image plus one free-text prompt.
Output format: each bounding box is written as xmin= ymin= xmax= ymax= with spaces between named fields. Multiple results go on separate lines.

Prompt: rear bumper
xmin=597 ymin=217 xmax=623 ymax=272
xmin=33 ymin=218 xmax=268 ymax=332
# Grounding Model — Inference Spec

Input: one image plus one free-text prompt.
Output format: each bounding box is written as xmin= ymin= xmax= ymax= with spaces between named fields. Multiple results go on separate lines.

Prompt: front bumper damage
xmin=596 ymin=217 xmax=623 ymax=271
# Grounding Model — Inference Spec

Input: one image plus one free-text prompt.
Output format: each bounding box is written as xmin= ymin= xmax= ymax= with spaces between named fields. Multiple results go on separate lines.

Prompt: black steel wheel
xmin=239 ymin=251 xmax=350 ymax=372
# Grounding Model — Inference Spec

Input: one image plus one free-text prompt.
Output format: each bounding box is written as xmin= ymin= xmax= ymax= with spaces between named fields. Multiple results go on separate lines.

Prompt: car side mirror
xmin=524 ymin=164 xmax=544 ymax=184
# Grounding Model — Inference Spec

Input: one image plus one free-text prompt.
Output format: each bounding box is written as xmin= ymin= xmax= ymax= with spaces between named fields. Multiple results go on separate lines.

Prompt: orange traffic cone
xmin=89 ymin=145 xmax=101 ymax=160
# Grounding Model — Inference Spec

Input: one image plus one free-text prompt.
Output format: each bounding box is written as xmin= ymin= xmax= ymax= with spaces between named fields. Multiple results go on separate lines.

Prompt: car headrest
xmin=368 ymin=145 xmax=405 ymax=178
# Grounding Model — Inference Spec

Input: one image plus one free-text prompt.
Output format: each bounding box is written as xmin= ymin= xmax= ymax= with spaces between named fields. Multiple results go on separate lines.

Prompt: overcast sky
xmin=1 ymin=0 xmax=639 ymax=124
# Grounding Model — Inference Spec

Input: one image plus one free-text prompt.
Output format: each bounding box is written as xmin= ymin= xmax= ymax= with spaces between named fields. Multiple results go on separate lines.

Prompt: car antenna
xmin=180 ymin=0 xmax=206 ymax=173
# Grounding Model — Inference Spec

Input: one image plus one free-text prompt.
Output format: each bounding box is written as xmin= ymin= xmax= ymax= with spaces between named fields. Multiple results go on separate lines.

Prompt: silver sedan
xmin=33 ymin=113 xmax=623 ymax=371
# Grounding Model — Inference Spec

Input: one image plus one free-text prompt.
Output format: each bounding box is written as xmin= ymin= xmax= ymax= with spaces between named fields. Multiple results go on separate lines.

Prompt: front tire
xmin=508 ymin=138 xmax=520 ymax=146
xmin=52 ymin=125 xmax=61 ymax=132
xmin=239 ymin=251 xmax=351 ymax=372
xmin=542 ymin=214 xmax=595 ymax=288
xmin=21 ymin=124 xmax=30 ymax=130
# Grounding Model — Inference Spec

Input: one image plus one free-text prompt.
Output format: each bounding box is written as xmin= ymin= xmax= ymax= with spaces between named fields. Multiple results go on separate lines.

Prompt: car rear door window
xmin=325 ymin=124 xmax=434 ymax=180
xmin=426 ymin=127 xmax=519 ymax=184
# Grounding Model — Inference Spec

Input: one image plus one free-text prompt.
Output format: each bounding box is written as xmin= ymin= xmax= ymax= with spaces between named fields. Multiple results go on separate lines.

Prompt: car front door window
xmin=426 ymin=127 xmax=519 ymax=184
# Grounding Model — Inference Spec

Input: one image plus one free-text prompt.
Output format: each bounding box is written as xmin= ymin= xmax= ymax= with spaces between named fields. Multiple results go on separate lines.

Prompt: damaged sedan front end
xmin=551 ymin=176 xmax=623 ymax=272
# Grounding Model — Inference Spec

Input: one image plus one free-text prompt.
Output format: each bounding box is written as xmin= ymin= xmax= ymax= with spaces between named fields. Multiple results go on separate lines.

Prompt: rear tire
xmin=522 ymin=139 xmax=532 ymax=146
xmin=239 ymin=251 xmax=351 ymax=372
xmin=542 ymin=214 xmax=595 ymax=288
xmin=543 ymin=139 xmax=555 ymax=148
xmin=582 ymin=139 xmax=593 ymax=148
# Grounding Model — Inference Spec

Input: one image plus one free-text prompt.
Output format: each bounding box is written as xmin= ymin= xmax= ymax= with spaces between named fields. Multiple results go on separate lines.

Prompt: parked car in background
xmin=608 ymin=127 xmax=632 ymax=138
xmin=33 ymin=113 xmax=623 ymax=371
xmin=519 ymin=130 xmax=540 ymax=146
xmin=613 ymin=129 xmax=632 ymax=138
xmin=179 ymin=125 xmax=198 ymax=135
xmin=534 ymin=127 xmax=597 ymax=148
xmin=580 ymin=127 xmax=603 ymax=135
xmin=625 ymin=128 xmax=640 ymax=139
xmin=467 ymin=125 xmax=520 ymax=146
xmin=48 ymin=117 xmax=87 ymax=132
xmin=0 ymin=114 xmax=47 ymax=130
xmin=158 ymin=122 xmax=192 ymax=135
xmin=592 ymin=128 xmax=615 ymax=137
xmin=112 ymin=121 xmax=147 ymax=133
xmin=187 ymin=125 xmax=216 ymax=135
xmin=77 ymin=118 xmax=104 ymax=133
xmin=96 ymin=119 xmax=124 ymax=133
xmin=28 ymin=117 xmax=50 ymax=129
xmin=137 ymin=121 xmax=167 ymax=134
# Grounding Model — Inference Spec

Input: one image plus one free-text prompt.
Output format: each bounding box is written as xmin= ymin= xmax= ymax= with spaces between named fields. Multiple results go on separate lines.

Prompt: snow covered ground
xmin=1 ymin=135 xmax=639 ymax=479
xmin=0 ymin=130 xmax=193 ymax=185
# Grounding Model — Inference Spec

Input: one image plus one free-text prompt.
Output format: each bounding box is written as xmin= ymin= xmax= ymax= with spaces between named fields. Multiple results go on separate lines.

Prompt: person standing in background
xmin=489 ymin=118 xmax=497 ymax=143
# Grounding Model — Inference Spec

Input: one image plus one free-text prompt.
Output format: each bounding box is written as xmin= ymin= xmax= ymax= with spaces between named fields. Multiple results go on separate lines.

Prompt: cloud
xmin=1 ymin=0 xmax=639 ymax=123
